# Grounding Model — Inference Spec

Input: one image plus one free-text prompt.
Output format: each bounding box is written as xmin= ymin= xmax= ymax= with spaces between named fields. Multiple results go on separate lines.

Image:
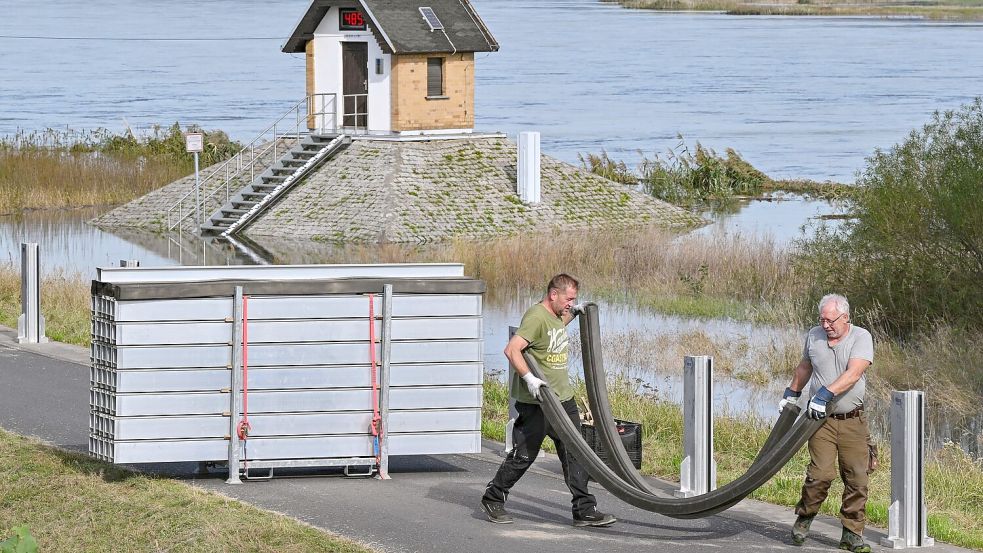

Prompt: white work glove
xmin=570 ymin=303 xmax=587 ymax=316
xmin=521 ymin=372 xmax=547 ymax=400
xmin=778 ymin=387 xmax=801 ymax=414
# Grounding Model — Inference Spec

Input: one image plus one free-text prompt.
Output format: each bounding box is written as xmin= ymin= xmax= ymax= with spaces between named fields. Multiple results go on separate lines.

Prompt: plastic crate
xmin=580 ymin=419 xmax=642 ymax=470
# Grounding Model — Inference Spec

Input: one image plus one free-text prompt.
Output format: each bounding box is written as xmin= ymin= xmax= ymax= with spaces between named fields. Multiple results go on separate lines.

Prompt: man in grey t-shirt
xmin=778 ymin=294 xmax=874 ymax=553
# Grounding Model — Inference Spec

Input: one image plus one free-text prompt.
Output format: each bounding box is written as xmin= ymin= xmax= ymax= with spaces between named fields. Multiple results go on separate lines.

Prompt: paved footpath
xmin=0 ymin=327 xmax=972 ymax=553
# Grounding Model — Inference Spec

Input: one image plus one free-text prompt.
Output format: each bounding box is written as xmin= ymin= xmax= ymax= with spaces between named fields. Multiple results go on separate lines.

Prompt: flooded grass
xmin=603 ymin=0 xmax=983 ymax=20
xmin=0 ymin=127 xmax=239 ymax=215
xmin=0 ymin=429 xmax=375 ymax=552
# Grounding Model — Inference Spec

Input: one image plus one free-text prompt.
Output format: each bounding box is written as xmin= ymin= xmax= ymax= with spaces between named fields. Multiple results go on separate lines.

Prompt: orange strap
xmin=237 ymin=295 xmax=252 ymax=441
xmin=369 ymin=294 xmax=382 ymax=465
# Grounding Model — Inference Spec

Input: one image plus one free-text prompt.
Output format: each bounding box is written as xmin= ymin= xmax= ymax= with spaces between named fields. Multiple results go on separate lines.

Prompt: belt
xmin=830 ymin=406 xmax=863 ymax=420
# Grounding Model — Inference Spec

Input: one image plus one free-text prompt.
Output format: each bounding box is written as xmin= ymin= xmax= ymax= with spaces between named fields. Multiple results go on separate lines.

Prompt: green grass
xmin=0 ymin=429 xmax=374 ymax=552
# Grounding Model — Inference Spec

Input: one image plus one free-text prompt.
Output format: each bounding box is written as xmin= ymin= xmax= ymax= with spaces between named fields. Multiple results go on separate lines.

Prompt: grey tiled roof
xmin=283 ymin=0 xmax=499 ymax=54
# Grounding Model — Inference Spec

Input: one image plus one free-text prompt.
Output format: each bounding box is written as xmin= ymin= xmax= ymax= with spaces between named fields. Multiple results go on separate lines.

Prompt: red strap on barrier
xmin=237 ymin=295 xmax=252 ymax=441
xmin=369 ymin=294 xmax=382 ymax=466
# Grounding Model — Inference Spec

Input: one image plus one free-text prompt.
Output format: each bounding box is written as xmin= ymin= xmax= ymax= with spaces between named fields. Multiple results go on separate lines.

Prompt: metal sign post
xmin=676 ymin=355 xmax=716 ymax=497
xmin=186 ymin=132 xmax=204 ymax=227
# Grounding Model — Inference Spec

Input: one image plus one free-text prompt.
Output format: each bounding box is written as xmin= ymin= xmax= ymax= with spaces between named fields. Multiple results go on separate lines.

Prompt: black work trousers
xmin=482 ymin=398 xmax=598 ymax=516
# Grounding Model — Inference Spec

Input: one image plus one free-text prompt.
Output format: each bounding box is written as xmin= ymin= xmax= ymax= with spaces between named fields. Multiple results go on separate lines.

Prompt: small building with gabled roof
xmin=282 ymin=0 xmax=499 ymax=135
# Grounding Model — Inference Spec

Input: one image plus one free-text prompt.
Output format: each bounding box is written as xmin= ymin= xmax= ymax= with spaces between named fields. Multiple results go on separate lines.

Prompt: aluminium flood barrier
xmin=88 ymin=263 xmax=484 ymax=479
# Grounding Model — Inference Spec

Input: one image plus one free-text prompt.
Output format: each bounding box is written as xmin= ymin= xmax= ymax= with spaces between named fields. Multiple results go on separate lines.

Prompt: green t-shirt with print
xmin=510 ymin=303 xmax=575 ymax=404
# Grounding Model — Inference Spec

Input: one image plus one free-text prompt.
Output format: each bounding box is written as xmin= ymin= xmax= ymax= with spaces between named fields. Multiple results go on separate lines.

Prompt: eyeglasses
xmin=818 ymin=313 xmax=846 ymax=327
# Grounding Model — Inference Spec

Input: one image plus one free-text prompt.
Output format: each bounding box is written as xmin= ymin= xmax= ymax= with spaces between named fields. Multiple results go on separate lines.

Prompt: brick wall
xmin=390 ymin=53 xmax=474 ymax=131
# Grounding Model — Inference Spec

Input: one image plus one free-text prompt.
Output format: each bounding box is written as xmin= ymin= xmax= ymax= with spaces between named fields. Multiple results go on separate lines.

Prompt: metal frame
xmin=96 ymin=263 xmax=464 ymax=283
xmin=226 ymin=286 xmax=244 ymax=484
xmin=378 ymin=284 xmax=393 ymax=479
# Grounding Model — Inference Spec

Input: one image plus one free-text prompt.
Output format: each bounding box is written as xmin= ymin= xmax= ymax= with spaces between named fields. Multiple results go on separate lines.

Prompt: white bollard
xmin=676 ymin=355 xmax=716 ymax=497
xmin=517 ymin=131 xmax=541 ymax=204
xmin=17 ymin=243 xmax=47 ymax=344
xmin=882 ymin=391 xmax=935 ymax=549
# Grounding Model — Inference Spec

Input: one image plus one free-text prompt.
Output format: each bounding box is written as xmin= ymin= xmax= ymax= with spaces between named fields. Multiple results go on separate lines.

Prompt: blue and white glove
xmin=807 ymin=386 xmax=835 ymax=420
xmin=521 ymin=372 xmax=547 ymax=400
xmin=778 ymin=387 xmax=801 ymax=414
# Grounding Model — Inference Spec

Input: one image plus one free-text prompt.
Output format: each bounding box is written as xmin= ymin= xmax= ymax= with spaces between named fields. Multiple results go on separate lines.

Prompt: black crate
xmin=580 ymin=419 xmax=642 ymax=470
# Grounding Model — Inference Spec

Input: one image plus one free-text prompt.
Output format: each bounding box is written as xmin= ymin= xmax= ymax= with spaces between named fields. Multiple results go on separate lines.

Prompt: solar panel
xmin=419 ymin=7 xmax=443 ymax=31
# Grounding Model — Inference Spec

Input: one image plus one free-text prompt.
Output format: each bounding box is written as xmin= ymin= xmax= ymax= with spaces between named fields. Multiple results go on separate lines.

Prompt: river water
xmin=3 ymin=0 xmax=983 ymax=181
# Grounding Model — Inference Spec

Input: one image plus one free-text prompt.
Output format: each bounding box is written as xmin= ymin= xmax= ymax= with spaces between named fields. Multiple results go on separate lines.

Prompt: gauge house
xmin=282 ymin=0 xmax=500 ymax=135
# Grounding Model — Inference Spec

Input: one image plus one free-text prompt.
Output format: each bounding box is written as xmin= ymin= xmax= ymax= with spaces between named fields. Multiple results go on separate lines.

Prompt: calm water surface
xmin=2 ymin=1 xmax=982 ymax=181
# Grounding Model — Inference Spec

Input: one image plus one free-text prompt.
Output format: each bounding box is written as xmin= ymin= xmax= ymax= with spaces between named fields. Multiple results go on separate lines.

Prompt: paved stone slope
xmin=246 ymin=137 xmax=703 ymax=243
xmin=94 ymin=136 xmax=704 ymax=242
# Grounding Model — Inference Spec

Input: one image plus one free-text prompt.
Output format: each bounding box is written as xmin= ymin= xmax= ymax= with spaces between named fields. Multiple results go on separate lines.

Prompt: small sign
xmin=185 ymin=133 xmax=204 ymax=153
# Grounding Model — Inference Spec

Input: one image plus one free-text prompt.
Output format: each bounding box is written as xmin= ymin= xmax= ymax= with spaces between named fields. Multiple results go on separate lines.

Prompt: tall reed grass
xmin=580 ymin=139 xmax=770 ymax=206
xmin=603 ymin=0 xmax=983 ymax=20
xmin=0 ymin=126 xmax=239 ymax=214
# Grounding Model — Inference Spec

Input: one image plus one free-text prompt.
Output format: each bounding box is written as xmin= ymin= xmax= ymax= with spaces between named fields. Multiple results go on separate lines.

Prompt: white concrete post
xmin=517 ymin=131 xmax=541 ymax=204
xmin=17 ymin=243 xmax=47 ymax=344
xmin=882 ymin=391 xmax=935 ymax=549
xmin=676 ymin=355 xmax=716 ymax=497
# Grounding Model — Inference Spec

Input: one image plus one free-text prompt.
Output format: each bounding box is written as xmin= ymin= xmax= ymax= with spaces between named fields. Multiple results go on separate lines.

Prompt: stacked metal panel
xmin=88 ymin=264 xmax=484 ymax=468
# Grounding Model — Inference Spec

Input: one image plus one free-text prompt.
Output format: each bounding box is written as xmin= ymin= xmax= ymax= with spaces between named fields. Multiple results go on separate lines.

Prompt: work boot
xmin=573 ymin=507 xmax=617 ymax=527
xmin=839 ymin=528 xmax=871 ymax=553
xmin=791 ymin=515 xmax=814 ymax=545
xmin=480 ymin=499 xmax=513 ymax=524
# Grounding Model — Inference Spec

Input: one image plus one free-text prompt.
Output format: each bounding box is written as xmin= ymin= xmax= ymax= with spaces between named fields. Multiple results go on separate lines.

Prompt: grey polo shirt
xmin=803 ymin=324 xmax=874 ymax=414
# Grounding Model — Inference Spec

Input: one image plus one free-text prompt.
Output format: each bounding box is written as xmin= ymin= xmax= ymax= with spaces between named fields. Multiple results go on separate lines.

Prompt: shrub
xmin=798 ymin=99 xmax=983 ymax=335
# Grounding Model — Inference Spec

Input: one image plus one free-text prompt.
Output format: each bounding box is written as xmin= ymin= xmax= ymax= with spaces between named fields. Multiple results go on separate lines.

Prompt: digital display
xmin=339 ymin=8 xmax=367 ymax=31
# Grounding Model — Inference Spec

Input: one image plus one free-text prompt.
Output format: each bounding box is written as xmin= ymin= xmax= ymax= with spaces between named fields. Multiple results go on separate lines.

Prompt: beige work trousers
xmin=794 ymin=412 xmax=870 ymax=534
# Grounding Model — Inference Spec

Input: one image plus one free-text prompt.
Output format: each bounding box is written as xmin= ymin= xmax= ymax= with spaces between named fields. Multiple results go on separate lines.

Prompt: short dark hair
xmin=546 ymin=273 xmax=579 ymax=296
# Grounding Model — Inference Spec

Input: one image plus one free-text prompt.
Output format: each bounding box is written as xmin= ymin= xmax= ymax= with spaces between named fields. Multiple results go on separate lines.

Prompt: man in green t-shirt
xmin=480 ymin=274 xmax=617 ymax=527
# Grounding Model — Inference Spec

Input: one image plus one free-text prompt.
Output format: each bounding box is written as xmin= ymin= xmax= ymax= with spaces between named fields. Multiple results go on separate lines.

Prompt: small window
xmin=427 ymin=57 xmax=444 ymax=97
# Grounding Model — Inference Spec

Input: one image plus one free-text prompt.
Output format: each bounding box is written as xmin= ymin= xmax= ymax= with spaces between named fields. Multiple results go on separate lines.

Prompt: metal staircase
xmin=201 ymin=134 xmax=350 ymax=236
xmin=164 ymin=94 xmax=339 ymax=235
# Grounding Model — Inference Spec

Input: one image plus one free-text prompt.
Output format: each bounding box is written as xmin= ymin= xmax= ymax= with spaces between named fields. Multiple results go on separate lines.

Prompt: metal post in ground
xmin=675 ymin=355 xmax=716 ymax=497
xmin=226 ymin=286 xmax=244 ymax=484
xmin=882 ymin=391 xmax=935 ymax=549
xmin=17 ymin=242 xmax=47 ymax=344
xmin=377 ymin=284 xmax=393 ymax=480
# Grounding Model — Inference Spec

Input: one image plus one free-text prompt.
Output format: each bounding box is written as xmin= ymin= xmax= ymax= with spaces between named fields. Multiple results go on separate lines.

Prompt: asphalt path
xmin=0 ymin=327 xmax=971 ymax=553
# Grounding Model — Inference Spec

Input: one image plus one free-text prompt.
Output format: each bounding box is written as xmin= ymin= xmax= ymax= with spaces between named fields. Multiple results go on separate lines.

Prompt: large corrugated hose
xmin=521 ymin=305 xmax=823 ymax=518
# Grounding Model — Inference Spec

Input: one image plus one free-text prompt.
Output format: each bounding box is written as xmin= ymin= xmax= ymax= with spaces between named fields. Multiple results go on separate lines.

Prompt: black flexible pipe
xmin=525 ymin=351 xmax=822 ymax=517
xmin=577 ymin=302 xmax=801 ymax=517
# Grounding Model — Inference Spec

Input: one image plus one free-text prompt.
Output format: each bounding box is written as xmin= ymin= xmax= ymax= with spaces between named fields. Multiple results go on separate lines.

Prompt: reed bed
xmin=0 ymin=429 xmax=374 ymax=552
xmin=603 ymin=0 xmax=983 ymax=20
xmin=0 ymin=127 xmax=238 ymax=214
xmin=295 ymin=227 xmax=806 ymax=321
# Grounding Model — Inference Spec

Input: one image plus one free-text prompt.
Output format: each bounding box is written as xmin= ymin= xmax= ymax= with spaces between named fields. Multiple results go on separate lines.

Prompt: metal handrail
xmin=165 ymin=94 xmax=337 ymax=232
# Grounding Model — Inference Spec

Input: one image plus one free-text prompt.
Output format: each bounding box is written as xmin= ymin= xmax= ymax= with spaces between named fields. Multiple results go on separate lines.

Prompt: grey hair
xmin=819 ymin=294 xmax=850 ymax=317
